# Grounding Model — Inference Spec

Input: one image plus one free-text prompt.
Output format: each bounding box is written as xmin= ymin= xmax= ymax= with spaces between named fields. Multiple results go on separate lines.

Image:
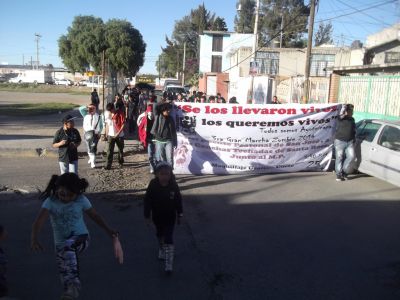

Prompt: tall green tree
xmin=211 ymin=17 xmax=228 ymax=31
xmin=157 ymin=4 xmax=223 ymax=83
xmin=314 ymin=21 xmax=333 ymax=46
xmin=58 ymin=16 xmax=105 ymax=72
xmin=104 ymin=19 xmax=146 ymax=76
xmin=234 ymin=0 xmax=256 ymax=33
xmin=58 ymin=15 xmax=146 ymax=77
xmin=259 ymin=0 xmax=310 ymax=47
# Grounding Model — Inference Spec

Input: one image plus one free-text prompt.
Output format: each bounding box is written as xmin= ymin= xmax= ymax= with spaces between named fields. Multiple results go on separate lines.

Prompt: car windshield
xmin=357 ymin=121 xmax=382 ymax=142
xmin=168 ymin=87 xmax=185 ymax=94
xmin=378 ymin=125 xmax=400 ymax=151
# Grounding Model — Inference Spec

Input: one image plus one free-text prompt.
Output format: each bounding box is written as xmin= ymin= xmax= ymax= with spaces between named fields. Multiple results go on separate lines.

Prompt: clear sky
xmin=0 ymin=0 xmax=399 ymax=74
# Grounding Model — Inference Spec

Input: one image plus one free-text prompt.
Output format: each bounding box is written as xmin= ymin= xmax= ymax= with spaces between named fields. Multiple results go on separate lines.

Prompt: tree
xmin=104 ymin=19 xmax=146 ymax=77
xmin=234 ymin=0 xmax=256 ymax=33
xmin=58 ymin=15 xmax=146 ymax=77
xmin=157 ymin=4 xmax=223 ymax=83
xmin=211 ymin=17 xmax=228 ymax=31
xmin=350 ymin=40 xmax=363 ymax=49
xmin=314 ymin=22 xmax=333 ymax=46
xmin=259 ymin=0 xmax=310 ymax=48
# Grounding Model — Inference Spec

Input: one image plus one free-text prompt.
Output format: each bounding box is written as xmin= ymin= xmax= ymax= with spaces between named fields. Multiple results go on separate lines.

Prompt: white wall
xmin=199 ymin=32 xmax=255 ymax=74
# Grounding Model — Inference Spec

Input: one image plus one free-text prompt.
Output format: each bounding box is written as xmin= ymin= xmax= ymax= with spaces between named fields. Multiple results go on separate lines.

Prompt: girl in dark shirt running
xmin=144 ymin=162 xmax=183 ymax=274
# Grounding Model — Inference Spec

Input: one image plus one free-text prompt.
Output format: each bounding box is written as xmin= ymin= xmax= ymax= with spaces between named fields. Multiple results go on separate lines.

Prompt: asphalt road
xmin=1 ymin=157 xmax=400 ymax=300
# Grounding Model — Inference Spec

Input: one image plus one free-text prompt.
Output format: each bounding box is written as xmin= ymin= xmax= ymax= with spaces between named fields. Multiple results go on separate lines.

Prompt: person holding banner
xmin=151 ymin=103 xmax=177 ymax=168
xmin=334 ymin=104 xmax=356 ymax=181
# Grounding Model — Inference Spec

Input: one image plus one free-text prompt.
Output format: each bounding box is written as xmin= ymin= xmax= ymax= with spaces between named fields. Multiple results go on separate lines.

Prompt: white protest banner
xmin=173 ymin=103 xmax=340 ymax=175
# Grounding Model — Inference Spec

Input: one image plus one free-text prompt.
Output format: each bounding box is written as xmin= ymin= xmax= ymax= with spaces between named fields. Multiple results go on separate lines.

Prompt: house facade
xmin=198 ymin=31 xmax=255 ymax=99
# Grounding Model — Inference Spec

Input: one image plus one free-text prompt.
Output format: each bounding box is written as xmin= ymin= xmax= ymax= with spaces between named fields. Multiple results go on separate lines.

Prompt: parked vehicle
xmin=0 ymin=75 xmax=7 ymax=83
xmin=7 ymin=70 xmax=53 ymax=84
xmin=55 ymin=79 xmax=73 ymax=86
xmin=75 ymin=80 xmax=88 ymax=86
xmin=164 ymin=85 xmax=187 ymax=96
xmin=355 ymin=119 xmax=400 ymax=187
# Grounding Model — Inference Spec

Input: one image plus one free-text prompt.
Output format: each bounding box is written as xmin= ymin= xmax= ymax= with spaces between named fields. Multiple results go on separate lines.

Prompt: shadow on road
xmin=1 ymin=185 xmax=400 ymax=299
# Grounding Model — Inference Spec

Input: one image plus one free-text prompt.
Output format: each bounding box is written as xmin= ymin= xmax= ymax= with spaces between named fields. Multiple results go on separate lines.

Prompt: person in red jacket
xmin=138 ymin=104 xmax=156 ymax=173
xmin=104 ymin=102 xmax=125 ymax=170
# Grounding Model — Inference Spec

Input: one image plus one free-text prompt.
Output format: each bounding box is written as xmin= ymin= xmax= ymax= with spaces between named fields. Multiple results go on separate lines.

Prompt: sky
xmin=0 ymin=0 xmax=399 ymax=74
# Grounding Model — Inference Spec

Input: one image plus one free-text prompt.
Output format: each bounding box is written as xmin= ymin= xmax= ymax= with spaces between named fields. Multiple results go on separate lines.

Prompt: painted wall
xmin=199 ymin=32 xmax=255 ymax=74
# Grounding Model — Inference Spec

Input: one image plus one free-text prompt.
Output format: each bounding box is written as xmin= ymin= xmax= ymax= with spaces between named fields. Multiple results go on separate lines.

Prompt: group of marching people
xmin=22 ymin=87 xmax=183 ymax=299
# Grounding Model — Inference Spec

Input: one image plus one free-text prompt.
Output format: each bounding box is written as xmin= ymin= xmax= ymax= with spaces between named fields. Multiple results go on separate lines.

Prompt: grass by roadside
xmin=0 ymin=102 xmax=79 ymax=116
xmin=0 ymin=83 xmax=91 ymax=95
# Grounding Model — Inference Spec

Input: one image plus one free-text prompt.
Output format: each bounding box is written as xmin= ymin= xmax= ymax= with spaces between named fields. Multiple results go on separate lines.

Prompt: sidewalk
xmin=0 ymin=109 xmax=141 ymax=158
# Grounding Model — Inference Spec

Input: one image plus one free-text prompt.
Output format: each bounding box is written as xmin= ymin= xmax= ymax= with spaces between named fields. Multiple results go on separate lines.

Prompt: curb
xmin=0 ymin=148 xmax=104 ymax=158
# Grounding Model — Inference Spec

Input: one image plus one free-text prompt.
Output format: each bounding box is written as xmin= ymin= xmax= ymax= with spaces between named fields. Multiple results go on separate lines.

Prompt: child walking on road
xmin=144 ymin=162 xmax=183 ymax=274
xmin=31 ymin=173 xmax=122 ymax=299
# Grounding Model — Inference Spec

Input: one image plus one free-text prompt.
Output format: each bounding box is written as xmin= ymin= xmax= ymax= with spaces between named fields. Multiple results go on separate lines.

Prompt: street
xmin=1 ymin=155 xmax=400 ymax=299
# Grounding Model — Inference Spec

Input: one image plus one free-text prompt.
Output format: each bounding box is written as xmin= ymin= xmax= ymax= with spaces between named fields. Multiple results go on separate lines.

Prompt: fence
xmin=338 ymin=75 xmax=400 ymax=121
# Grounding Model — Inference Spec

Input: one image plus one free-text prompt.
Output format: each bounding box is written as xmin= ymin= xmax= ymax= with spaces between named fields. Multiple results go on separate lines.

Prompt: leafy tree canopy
xmin=156 ymin=4 xmax=226 ymax=83
xmin=234 ymin=0 xmax=256 ymax=33
xmin=234 ymin=0 xmax=310 ymax=48
xmin=58 ymin=15 xmax=146 ymax=77
xmin=314 ymin=21 xmax=333 ymax=46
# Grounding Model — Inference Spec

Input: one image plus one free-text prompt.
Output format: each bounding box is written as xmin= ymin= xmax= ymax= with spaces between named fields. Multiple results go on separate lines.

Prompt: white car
xmin=164 ymin=85 xmax=187 ymax=96
xmin=9 ymin=77 xmax=23 ymax=83
xmin=55 ymin=79 xmax=73 ymax=86
xmin=355 ymin=119 xmax=400 ymax=187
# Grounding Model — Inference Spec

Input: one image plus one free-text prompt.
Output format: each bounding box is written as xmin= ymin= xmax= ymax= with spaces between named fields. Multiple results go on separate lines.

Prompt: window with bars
xmin=212 ymin=35 xmax=223 ymax=52
xmin=385 ymin=52 xmax=400 ymax=63
xmin=211 ymin=55 xmax=222 ymax=72
xmin=255 ymin=52 xmax=279 ymax=75
xmin=310 ymin=54 xmax=335 ymax=77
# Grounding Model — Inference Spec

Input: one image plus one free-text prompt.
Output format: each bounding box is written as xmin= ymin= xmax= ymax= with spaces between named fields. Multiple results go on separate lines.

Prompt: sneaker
xmin=342 ymin=173 xmax=349 ymax=180
xmin=87 ymin=158 xmax=91 ymax=164
xmin=336 ymin=174 xmax=344 ymax=182
xmin=61 ymin=284 xmax=79 ymax=299
xmin=90 ymin=161 xmax=96 ymax=168
xmin=158 ymin=248 xmax=165 ymax=260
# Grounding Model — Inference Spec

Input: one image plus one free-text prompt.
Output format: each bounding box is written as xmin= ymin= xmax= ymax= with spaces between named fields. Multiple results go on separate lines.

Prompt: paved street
xmin=1 ymin=155 xmax=400 ymax=300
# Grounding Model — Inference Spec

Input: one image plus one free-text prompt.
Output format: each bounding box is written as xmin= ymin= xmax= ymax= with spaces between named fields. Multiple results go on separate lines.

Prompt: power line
xmin=316 ymin=0 xmax=397 ymax=23
xmin=334 ymin=0 xmax=393 ymax=26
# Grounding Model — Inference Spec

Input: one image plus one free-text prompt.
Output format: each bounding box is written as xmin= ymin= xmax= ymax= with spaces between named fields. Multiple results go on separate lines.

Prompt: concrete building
xmin=227 ymin=44 xmax=354 ymax=103
xmin=329 ymin=23 xmax=400 ymax=121
xmin=198 ymin=31 xmax=255 ymax=99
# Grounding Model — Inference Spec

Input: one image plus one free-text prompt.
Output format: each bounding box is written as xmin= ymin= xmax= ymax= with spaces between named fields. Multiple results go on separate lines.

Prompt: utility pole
xmin=248 ymin=0 xmax=260 ymax=104
xmin=101 ymin=50 xmax=105 ymax=112
xmin=304 ymin=0 xmax=316 ymax=103
xmin=35 ymin=33 xmax=41 ymax=70
xmin=280 ymin=13 xmax=284 ymax=48
xmin=182 ymin=41 xmax=186 ymax=86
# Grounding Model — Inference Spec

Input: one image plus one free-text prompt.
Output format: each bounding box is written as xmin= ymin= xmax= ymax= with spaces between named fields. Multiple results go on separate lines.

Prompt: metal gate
xmin=338 ymin=76 xmax=400 ymax=120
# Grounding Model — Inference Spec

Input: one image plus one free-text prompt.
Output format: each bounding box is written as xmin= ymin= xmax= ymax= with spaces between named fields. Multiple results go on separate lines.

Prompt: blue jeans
xmin=155 ymin=140 xmax=174 ymax=167
xmin=148 ymin=142 xmax=156 ymax=172
xmin=59 ymin=161 xmax=78 ymax=174
xmin=334 ymin=139 xmax=355 ymax=175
